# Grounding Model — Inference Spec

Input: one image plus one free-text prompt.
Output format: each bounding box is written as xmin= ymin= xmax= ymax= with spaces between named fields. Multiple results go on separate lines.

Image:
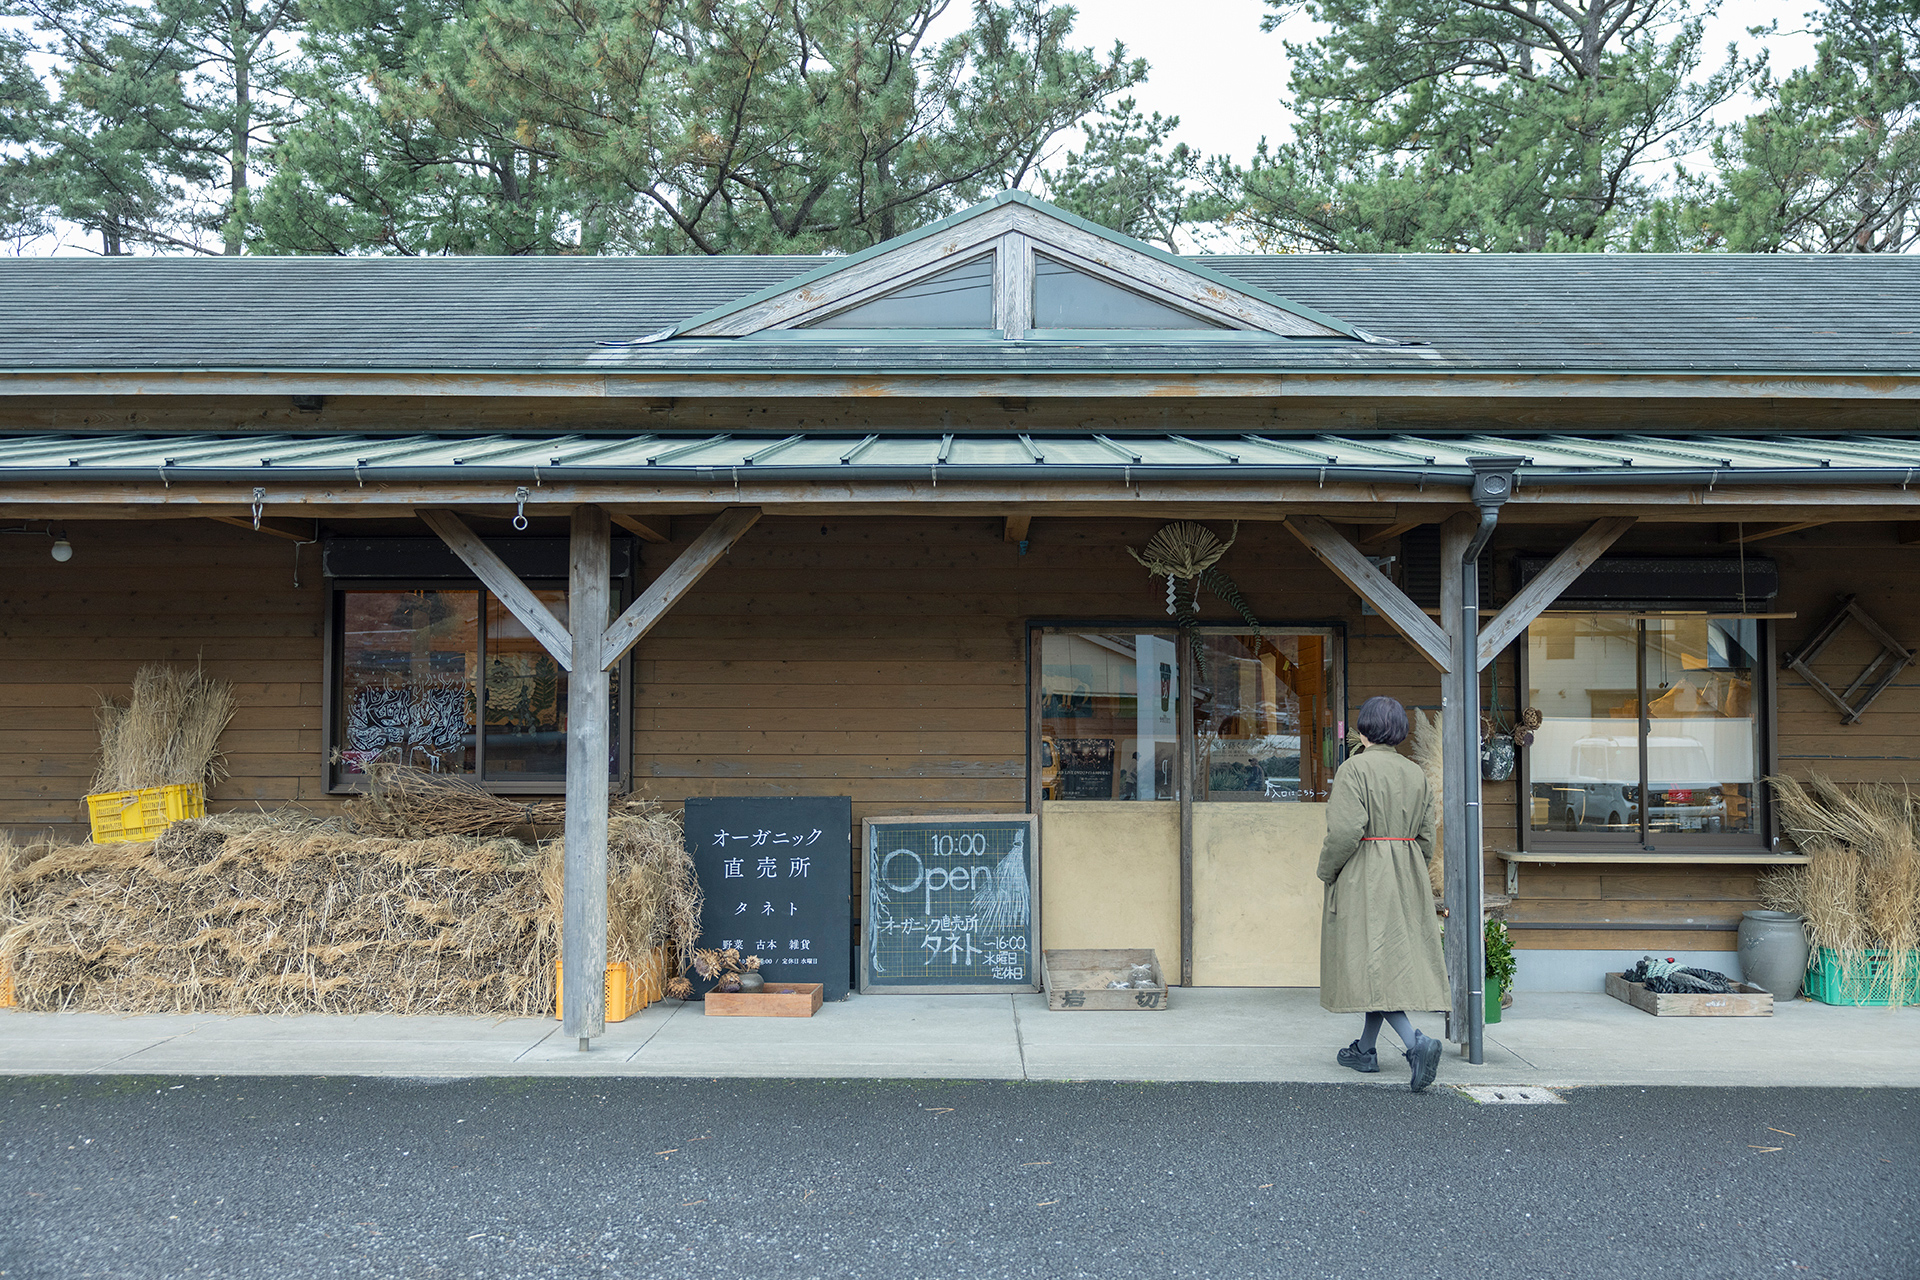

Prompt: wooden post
xmin=1177 ymin=629 xmax=1195 ymax=989
xmin=1438 ymin=512 xmax=1477 ymax=1057
xmin=563 ymin=505 xmax=612 ymax=1048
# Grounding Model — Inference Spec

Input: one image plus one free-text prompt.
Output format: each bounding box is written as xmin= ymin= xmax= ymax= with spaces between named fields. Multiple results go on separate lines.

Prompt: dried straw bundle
xmin=1407 ymin=708 xmax=1445 ymax=895
xmin=1764 ymin=774 xmax=1920 ymax=1004
xmin=0 ymin=800 xmax=700 ymax=1016
xmin=345 ymin=764 xmax=567 ymax=838
xmin=91 ymin=663 xmax=237 ymax=794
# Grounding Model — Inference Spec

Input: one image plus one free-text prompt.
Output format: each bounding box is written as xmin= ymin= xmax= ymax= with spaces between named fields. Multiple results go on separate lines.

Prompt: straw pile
xmin=91 ymin=663 xmax=237 ymax=793
xmin=1762 ymin=774 xmax=1920 ymax=1007
xmin=0 ymin=772 xmax=700 ymax=1015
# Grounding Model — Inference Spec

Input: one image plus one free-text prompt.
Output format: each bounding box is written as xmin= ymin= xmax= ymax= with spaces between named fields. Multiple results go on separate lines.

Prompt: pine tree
xmin=1213 ymin=0 xmax=1755 ymax=253
xmin=1657 ymin=0 xmax=1920 ymax=252
xmin=259 ymin=0 xmax=1146 ymax=255
xmin=8 ymin=0 xmax=302 ymax=254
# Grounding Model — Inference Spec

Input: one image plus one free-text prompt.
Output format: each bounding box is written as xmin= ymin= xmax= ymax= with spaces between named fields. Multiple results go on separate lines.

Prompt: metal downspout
xmin=1457 ymin=459 xmax=1522 ymax=1067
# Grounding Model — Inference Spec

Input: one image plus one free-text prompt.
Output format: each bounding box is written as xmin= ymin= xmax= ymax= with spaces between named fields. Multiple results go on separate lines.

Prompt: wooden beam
xmin=1283 ymin=515 xmax=1452 ymax=672
xmin=1359 ymin=519 xmax=1423 ymax=548
xmin=417 ymin=508 xmax=573 ymax=670
xmin=598 ymin=506 xmax=762 ymax=671
xmin=1004 ymin=514 xmax=1032 ymax=544
xmin=1719 ymin=520 xmax=1828 ymax=545
xmin=1477 ymin=516 xmax=1636 ymax=670
xmin=609 ymin=513 xmax=670 ymax=543
xmin=562 ymin=504 xmax=612 ymax=1046
xmin=208 ymin=515 xmax=313 ymax=543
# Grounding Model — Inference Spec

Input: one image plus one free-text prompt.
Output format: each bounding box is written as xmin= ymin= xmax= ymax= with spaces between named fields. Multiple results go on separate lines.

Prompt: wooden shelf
xmin=1498 ymin=852 xmax=1809 ymax=864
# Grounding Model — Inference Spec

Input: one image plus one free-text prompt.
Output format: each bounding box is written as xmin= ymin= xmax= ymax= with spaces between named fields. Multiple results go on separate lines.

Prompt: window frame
xmin=1026 ymin=620 xmax=1348 ymax=810
xmin=323 ymin=575 xmax=633 ymax=796
xmin=1516 ymin=613 xmax=1774 ymax=856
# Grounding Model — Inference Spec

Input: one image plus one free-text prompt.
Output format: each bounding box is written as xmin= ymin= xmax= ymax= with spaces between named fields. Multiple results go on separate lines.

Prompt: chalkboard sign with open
xmin=860 ymin=814 xmax=1040 ymax=994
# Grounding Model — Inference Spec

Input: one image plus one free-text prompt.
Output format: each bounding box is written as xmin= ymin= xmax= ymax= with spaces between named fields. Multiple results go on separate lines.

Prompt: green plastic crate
xmin=1803 ymin=947 xmax=1920 ymax=1007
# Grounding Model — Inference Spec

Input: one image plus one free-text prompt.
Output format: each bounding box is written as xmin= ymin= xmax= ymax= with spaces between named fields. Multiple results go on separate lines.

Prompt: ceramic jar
xmin=1738 ymin=910 xmax=1810 ymax=1001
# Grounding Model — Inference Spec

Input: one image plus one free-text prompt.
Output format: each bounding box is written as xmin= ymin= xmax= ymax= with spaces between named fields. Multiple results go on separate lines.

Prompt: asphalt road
xmin=0 ymin=1076 xmax=1913 ymax=1280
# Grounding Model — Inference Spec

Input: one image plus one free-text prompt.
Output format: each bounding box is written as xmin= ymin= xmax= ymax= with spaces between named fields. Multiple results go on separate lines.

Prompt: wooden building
xmin=6 ymin=192 xmax=1919 ymax=1053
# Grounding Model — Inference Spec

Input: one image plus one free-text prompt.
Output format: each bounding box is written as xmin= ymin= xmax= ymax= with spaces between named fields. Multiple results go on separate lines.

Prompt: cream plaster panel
xmin=1191 ymin=803 xmax=1328 ymax=987
xmin=1039 ymin=800 xmax=1180 ymax=972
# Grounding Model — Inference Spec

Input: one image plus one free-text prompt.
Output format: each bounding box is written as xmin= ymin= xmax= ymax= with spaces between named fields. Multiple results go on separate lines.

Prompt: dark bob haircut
xmin=1356 ymin=696 xmax=1409 ymax=747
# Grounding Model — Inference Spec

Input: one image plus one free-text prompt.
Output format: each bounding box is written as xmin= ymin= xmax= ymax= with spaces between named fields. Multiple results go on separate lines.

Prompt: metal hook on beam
xmin=513 ymin=486 xmax=531 ymax=531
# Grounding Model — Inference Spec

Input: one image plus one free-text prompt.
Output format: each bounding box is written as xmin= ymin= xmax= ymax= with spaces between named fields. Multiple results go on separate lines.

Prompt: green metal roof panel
xmin=5 ymin=432 xmax=1920 ymax=480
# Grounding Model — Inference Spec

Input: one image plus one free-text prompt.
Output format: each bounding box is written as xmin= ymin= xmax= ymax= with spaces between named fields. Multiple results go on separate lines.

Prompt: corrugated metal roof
xmin=5 ymin=432 xmax=1919 ymax=481
xmin=1 ymin=252 xmax=1917 ymax=376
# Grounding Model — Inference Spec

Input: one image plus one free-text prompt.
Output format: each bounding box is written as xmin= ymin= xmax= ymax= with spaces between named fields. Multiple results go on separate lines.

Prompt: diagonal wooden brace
xmin=599 ymin=507 xmax=762 ymax=672
xmin=418 ymin=508 xmax=574 ymax=670
xmin=1476 ymin=517 xmax=1635 ymax=670
xmin=1284 ymin=515 xmax=1452 ymax=672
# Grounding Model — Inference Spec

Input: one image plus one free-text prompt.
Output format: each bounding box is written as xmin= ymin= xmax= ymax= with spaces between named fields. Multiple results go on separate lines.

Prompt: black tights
xmin=1358 ymin=1011 xmax=1416 ymax=1052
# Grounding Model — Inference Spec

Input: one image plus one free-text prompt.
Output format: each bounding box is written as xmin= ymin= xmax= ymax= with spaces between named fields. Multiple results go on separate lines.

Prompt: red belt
xmin=1361 ymin=836 xmax=1414 ymax=841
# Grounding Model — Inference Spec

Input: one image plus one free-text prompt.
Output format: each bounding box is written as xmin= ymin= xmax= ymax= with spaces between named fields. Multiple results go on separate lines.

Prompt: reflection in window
xmin=806 ymin=256 xmax=995 ymax=328
xmin=1040 ymin=631 xmax=1178 ymax=800
xmin=1193 ymin=632 xmax=1337 ymax=802
xmin=1528 ymin=616 xmax=1760 ymax=837
xmin=339 ymin=590 xmax=479 ymax=776
xmin=1032 ymin=254 xmax=1224 ymax=329
xmin=484 ymin=590 xmax=569 ymax=778
xmin=334 ymin=585 xmax=621 ymax=787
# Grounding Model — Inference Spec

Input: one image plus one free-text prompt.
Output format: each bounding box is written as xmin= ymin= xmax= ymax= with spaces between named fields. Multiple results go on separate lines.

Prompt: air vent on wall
xmin=1512 ymin=555 xmax=1777 ymax=610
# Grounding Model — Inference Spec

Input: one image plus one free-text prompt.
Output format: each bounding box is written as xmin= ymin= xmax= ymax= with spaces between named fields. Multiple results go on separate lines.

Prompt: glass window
xmin=1527 ymin=615 xmax=1761 ymax=840
xmin=1040 ymin=631 xmax=1178 ymax=801
xmin=332 ymin=584 xmax=622 ymax=790
xmin=482 ymin=590 xmax=569 ymax=778
xmin=1193 ymin=632 xmax=1338 ymax=802
xmin=806 ymin=256 xmax=995 ymax=328
xmin=1032 ymin=254 xmax=1224 ymax=329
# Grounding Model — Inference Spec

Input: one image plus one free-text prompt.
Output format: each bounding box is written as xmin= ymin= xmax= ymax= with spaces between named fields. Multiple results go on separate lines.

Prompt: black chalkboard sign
xmin=861 ymin=814 xmax=1040 ymax=994
xmin=685 ymin=796 xmax=853 ymax=1002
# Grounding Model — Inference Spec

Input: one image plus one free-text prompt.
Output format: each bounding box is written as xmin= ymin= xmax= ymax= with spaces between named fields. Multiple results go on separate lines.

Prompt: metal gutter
xmin=2 ymin=462 xmax=1462 ymax=485
xmin=9 ymin=462 xmax=1920 ymax=487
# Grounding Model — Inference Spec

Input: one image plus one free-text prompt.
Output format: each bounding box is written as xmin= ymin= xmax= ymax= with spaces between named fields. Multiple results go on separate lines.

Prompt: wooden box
xmin=704 ymin=982 xmax=824 ymax=1017
xmin=1606 ymin=971 xmax=1774 ymax=1017
xmin=1042 ymin=948 xmax=1169 ymax=1011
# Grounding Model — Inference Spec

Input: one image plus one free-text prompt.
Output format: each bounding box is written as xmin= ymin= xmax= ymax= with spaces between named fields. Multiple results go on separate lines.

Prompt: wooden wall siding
xmin=0 ymin=519 xmax=335 ymax=841
xmin=625 ymin=515 xmax=1399 ymax=824
xmin=15 ymin=511 xmax=1916 ymax=960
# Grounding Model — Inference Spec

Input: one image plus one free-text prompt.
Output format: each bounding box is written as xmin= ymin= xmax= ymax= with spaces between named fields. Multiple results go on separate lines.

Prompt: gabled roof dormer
xmin=672 ymin=191 xmax=1359 ymax=341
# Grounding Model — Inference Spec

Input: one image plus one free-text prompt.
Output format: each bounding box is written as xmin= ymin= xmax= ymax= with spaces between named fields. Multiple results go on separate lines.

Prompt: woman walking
xmin=1318 ymin=696 xmax=1451 ymax=1091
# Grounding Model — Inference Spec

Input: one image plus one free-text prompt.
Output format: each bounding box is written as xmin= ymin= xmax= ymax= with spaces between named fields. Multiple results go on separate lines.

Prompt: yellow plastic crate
xmin=85 ymin=783 xmax=205 ymax=844
xmin=554 ymin=960 xmax=639 ymax=1024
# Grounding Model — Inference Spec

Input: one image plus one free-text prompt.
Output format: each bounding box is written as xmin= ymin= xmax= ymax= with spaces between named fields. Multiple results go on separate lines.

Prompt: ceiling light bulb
xmin=50 ymin=538 xmax=72 ymax=563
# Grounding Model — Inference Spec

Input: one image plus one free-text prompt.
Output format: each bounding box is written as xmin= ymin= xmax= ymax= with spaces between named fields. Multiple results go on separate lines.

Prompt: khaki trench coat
xmin=1316 ymin=745 xmax=1451 ymax=1014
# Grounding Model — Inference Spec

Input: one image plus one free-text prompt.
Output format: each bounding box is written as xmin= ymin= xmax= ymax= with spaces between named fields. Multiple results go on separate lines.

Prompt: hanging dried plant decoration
xmin=1126 ymin=522 xmax=1263 ymax=679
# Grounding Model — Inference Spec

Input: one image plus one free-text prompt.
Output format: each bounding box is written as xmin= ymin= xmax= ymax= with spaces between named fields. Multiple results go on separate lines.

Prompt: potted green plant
xmin=1485 ymin=919 xmax=1517 ymax=1023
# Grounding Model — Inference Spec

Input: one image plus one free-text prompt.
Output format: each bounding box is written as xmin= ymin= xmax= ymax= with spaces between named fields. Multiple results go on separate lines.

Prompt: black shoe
xmin=1337 ymin=1040 xmax=1379 ymax=1073
xmin=1404 ymin=1030 xmax=1441 ymax=1092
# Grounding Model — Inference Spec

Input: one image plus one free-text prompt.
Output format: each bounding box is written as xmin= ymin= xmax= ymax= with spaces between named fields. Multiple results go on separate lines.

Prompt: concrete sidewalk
xmin=5 ymin=988 xmax=1917 ymax=1086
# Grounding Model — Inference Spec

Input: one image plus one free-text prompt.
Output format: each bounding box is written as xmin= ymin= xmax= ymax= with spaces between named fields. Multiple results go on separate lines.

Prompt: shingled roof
xmin=2 ymin=196 xmax=1916 ymax=378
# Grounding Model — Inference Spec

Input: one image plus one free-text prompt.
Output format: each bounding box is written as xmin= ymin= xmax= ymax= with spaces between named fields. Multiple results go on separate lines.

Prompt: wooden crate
xmin=1606 ymin=972 xmax=1774 ymax=1017
xmin=1042 ymin=948 xmax=1168 ymax=1011
xmin=705 ymin=982 xmax=824 ymax=1017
